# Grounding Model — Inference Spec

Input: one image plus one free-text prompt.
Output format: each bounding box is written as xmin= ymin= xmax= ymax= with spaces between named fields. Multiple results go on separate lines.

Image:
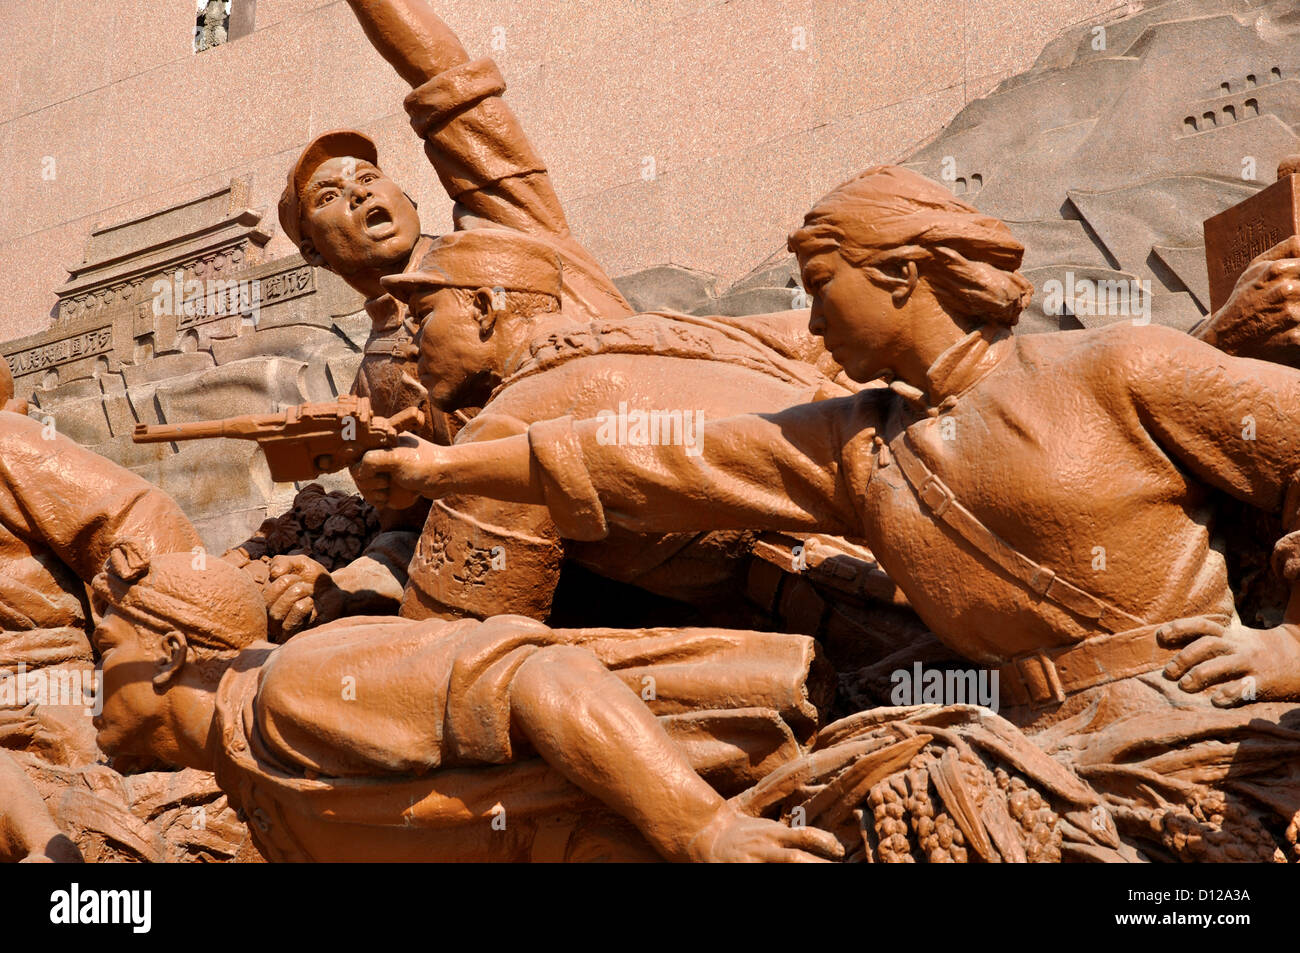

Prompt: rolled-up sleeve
xmin=527 ymin=416 xmax=609 ymax=540
xmin=1128 ymin=325 xmax=1300 ymax=527
xmin=405 ymin=58 xmax=562 ymax=234
xmin=403 ymin=58 xmax=632 ymax=321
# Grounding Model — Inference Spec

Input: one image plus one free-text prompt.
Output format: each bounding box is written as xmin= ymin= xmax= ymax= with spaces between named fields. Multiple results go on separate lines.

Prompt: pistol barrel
xmin=131 ymin=416 xmax=274 ymax=444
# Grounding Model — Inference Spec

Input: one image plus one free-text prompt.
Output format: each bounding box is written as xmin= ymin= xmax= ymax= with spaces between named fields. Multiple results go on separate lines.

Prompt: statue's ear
xmin=889 ymin=260 xmax=920 ymax=307
xmin=152 ymin=631 xmax=189 ymax=692
xmin=472 ymin=287 xmax=503 ymax=339
xmin=298 ymin=239 xmax=327 ymax=270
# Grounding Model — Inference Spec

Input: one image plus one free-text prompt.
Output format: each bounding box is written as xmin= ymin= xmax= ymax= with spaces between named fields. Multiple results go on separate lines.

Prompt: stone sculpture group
xmin=4 ymin=0 xmax=1300 ymax=863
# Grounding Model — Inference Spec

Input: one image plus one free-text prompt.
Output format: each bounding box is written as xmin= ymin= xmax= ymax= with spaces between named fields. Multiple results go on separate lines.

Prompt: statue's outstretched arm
xmin=345 ymin=0 xmax=631 ymax=317
xmin=505 ymin=643 xmax=842 ymax=862
xmin=355 ymin=397 xmax=877 ymax=542
xmin=346 ymin=0 xmax=470 ymax=86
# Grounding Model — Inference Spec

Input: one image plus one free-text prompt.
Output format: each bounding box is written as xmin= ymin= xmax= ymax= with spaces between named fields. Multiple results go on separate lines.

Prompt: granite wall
xmin=0 ymin=0 xmax=1148 ymax=552
xmin=1 ymin=0 xmax=1132 ymax=341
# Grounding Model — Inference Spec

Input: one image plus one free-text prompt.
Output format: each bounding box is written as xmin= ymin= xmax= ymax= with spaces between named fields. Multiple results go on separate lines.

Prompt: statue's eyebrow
xmin=305 ymin=176 xmax=344 ymax=196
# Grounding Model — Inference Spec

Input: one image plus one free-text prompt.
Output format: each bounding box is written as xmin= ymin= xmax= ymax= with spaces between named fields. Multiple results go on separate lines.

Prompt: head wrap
xmin=91 ymin=541 xmax=267 ymax=651
xmin=789 ymin=165 xmax=1033 ymax=325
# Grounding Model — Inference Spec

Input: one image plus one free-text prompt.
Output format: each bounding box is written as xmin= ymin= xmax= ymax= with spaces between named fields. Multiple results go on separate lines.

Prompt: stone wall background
xmin=903 ymin=0 xmax=1300 ymax=336
xmin=4 ymin=0 xmax=1295 ymax=556
xmin=0 ymin=0 xmax=1170 ymax=554
xmin=1 ymin=0 xmax=1131 ymax=342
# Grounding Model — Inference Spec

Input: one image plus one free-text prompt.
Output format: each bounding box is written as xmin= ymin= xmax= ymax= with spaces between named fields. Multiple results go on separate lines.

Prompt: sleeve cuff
xmin=405 ymin=58 xmax=507 ymax=137
xmin=528 ymin=416 xmax=609 ymax=541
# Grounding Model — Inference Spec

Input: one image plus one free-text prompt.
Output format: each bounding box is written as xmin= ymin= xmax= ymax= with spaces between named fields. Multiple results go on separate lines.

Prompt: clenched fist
xmin=354 ymin=434 xmax=446 ymax=509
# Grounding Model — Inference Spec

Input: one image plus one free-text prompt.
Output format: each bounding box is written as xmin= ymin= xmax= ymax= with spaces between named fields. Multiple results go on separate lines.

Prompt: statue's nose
xmin=808 ymin=303 xmax=826 ymax=336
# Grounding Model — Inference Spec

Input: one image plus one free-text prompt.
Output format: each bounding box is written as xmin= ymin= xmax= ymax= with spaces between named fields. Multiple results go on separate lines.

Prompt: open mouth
xmin=363 ymin=204 xmax=395 ymax=237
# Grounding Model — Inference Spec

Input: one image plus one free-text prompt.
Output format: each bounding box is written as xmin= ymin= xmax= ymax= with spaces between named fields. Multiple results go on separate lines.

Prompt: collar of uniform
xmin=921 ymin=323 xmax=1014 ymax=407
xmin=363 ymin=293 xmax=403 ymax=332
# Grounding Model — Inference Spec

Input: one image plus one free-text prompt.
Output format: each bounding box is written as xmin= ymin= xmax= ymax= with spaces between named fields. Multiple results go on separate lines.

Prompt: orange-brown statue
xmin=89 ymin=541 xmax=844 ymax=863
xmin=0 ymin=355 xmax=206 ymax=862
xmin=261 ymin=0 xmax=637 ymax=635
xmin=0 ymin=367 xmax=201 ymax=638
xmin=266 ymin=0 xmax=870 ymax=646
xmin=369 ymin=227 xmax=853 ymax=631
xmin=357 ymin=166 xmax=1300 ymax=861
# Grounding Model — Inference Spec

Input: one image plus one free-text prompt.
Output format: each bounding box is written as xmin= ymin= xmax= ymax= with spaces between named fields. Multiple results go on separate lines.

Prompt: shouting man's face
xmin=300 ymin=157 xmax=421 ymax=286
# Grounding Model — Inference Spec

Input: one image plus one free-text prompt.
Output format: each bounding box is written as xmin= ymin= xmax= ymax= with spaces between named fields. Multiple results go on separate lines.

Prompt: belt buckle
xmin=919 ymin=475 xmax=954 ymax=516
xmin=1014 ymin=651 xmax=1067 ymax=708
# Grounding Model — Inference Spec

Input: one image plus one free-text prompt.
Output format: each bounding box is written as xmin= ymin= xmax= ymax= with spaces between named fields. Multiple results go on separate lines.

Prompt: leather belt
xmin=887 ymin=427 xmax=1212 ymax=709
xmin=995 ymin=622 xmax=1193 ymax=708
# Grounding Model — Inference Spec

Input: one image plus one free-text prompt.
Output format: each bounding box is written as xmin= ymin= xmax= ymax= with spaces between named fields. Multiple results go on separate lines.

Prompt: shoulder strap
xmin=494 ymin=312 xmax=829 ymax=399
xmin=892 ymin=432 xmax=1144 ymax=634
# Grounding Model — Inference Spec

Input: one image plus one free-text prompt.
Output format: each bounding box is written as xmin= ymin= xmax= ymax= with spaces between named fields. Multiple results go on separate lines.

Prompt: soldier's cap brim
xmin=380 ymin=228 xmax=564 ymax=304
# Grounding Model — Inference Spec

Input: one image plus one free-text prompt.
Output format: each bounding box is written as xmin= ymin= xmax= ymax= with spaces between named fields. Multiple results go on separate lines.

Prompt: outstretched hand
xmin=686 ymin=803 xmax=845 ymax=863
xmin=1157 ymin=616 xmax=1300 ymax=706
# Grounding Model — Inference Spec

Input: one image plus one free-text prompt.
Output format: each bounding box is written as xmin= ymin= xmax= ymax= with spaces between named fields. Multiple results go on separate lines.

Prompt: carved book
xmin=1204 ymin=171 xmax=1299 ymax=314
